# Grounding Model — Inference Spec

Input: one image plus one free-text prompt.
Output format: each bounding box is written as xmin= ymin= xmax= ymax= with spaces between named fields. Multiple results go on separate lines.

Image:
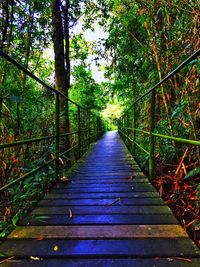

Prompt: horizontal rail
xmin=0 ymin=49 xmax=87 ymax=110
xmin=0 ymin=135 xmax=56 ymax=149
xmin=119 ymin=130 xmax=133 ymax=143
xmin=59 ymin=144 xmax=79 ymax=157
xmin=126 ymin=49 xmax=200 ymax=112
xmin=134 ymin=141 xmax=150 ymax=155
xmin=0 ymin=49 xmax=105 ymax=207
xmin=124 ymin=127 xmax=200 ymax=146
xmin=0 ymin=130 xmax=98 ymax=148
xmin=59 ymin=131 xmax=79 ymax=137
xmin=0 ymin=158 xmax=55 ymax=193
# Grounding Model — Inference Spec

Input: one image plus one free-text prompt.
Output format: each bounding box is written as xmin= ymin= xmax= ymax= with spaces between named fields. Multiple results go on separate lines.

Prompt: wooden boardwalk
xmin=0 ymin=131 xmax=200 ymax=266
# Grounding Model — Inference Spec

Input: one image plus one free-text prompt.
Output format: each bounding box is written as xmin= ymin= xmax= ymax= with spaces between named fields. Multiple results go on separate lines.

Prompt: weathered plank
xmin=44 ymin=192 xmax=159 ymax=199
xmin=19 ymin=214 xmax=178 ymax=226
xmin=38 ymin=197 xmax=164 ymax=206
xmin=55 ymin=181 xmax=150 ymax=188
xmin=53 ymin=183 xmax=152 ymax=189
xmin=0 ymin=239 xmax=199 ymax=258
xmin=9 ymin=225 xmax=188 ymax=239
xmin=2 ymin=258 xmax=200 ymax=267
xmin=31 ymin=205 xmax=172 ymax=215
xmin=50 ymin=186 xmax=155 ymax=193
xmin=56 ymin=178 xmax=149 ymax=184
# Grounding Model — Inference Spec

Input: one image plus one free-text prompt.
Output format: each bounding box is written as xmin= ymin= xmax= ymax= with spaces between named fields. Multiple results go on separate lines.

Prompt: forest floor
xmin=153 ymin=165 xmax=200 ymax=248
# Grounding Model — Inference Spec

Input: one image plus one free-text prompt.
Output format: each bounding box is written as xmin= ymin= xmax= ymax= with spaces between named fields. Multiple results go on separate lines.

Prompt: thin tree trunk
xmin=52 ymin=0 xmax=70 ymax=152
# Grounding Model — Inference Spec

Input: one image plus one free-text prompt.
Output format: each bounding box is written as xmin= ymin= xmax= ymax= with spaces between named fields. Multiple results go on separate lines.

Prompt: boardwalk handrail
xmin=0 ymin=49 xmax=104 ymax=193
xmin=118 ymin=49 xmax=200 ymax=180
xmin=0 ymin=49 xmax=85 ymax=109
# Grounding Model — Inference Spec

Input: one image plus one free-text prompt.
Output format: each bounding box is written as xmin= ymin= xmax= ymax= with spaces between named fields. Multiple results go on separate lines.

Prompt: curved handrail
xmin=0 ymin=49 xmax=104 ymax=193
xmin=126 ymin=49 xmax=200 ymax=112
xmin=118 ymin=48 xmax=200 ymax=180
xmin=0 ymin=49 xmax=87 ymax=110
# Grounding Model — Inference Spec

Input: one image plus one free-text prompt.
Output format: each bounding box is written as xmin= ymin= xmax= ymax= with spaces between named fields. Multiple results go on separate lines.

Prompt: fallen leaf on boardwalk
xmin=54 ymin=245 xmax=58 ymax=251
xmin=69 ymin=208 xmax=73 ymax=218
xmin=30 ymin=256 xmax=41 ymax=261
xmin=36 ymin=236 xmax=44 ymax=241
xmin=174 ymin=257 xmax=192 ymax=263
xmin=107 ymin=198 xmax=121 ymax=206
xmin=0 ymin=256 xmax=15 ymax=264
xmin=60 ymin=176 xmax=71 ymax=183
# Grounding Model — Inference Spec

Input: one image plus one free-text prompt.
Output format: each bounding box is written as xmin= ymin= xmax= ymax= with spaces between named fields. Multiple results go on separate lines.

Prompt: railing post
xmin=16 ymin=102 xmax=20 ymax=136
xmin=78 ymin=106 xmax=81 ymax=159
xmin=149 ymin=89 xmax=155 ymax=181
xmin=126 ymin=112 xmax=129 ymax=147
xmin=122 ymin=116 xmax=124 ymax=140
xmin=132 ymin=104 xmax=136 ymax=157
xmin=87 ymin=112 xmax=90 ymax=148
xmin=55 ymin=93 xmax=60 ymax=179
xmin=96 ymin=117 xmax=99 ymax=140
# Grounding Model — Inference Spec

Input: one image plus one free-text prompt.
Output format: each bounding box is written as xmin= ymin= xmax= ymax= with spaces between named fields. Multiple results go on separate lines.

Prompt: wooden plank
xmin=54 ymin=183 xmax=152 ymax=189
xmin=38 ymin=198 xmax=164 ymax=206
xmin=31 ymin=205 xmax=172 ymax=215
xmin=50 ymin=186 xmax=155 ymax=193
xmin=2 ymin=258 xmax=200 ymax=267
xmin=72 ymin=174 xmax=148 ymax=179
xmin=19 ymin=214 xmax=178 ymax=226
xmin=44 ymin=192 xmax=159 ymax=200
xmin=73 ymin=172 xmax=134 ymax=176
xmin=0 ymin=239 xmax=199 ymax=258
xmin=72 ymin=174 xmax=134 ymax=179
xmin=9 ymin=225 xmax=188 ymax=239
xmin=56 ymin=178 xmax=149 ymax=184
xmin=54 ymin=182 xmax=151 ymax=188
xmin=72 ymin=174 xmax=135 ymax=178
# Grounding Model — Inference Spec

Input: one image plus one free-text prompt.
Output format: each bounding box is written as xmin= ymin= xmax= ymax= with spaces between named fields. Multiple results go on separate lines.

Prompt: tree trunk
xmin=51 ymin=0 xmax=70 ymax=154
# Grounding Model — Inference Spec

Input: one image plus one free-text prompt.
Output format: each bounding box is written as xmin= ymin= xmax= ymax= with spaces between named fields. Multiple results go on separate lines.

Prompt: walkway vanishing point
xmin=0 ymin=131 xmax=200 ymax=266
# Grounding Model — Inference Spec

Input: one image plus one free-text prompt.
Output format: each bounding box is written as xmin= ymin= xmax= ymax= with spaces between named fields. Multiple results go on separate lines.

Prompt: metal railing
xmin=0 ymin=49 xmax=105 ymax=194
xmin=118 ymin=49 xmax=200 ymax=180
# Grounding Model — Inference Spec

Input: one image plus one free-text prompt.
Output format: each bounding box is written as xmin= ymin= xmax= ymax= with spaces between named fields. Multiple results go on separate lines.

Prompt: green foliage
xmin=184 ymin=166 xmax=200 ymax=181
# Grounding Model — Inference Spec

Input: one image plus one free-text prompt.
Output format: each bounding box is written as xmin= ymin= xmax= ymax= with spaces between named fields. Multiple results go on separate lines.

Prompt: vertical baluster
xmin=88 ymin=112 xmax=90 ymax=148
xmin=55 ymin=93 xmax=60 ymax=179
xmin=149 ymin=89 xmax=155 ymax=180
xmin=132 ymin=104 xmax=136 ymax=158
xmin=97 ymin=117 xmax=99 ymax=140
xmin=78 ymin=106 xmax=81 ymax=159
xmin=16 ymin=102 xmax=20 ymax=136
xmin=126 ymin=112 xmax=129 ymax=147
xmin=122 ymin=116 xmax=124 ymax=141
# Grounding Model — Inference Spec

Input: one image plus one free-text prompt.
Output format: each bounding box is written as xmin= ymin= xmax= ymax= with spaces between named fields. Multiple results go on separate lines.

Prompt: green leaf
xmin=184 ymin=166 xmax=200 ymax=180
xmin=12 ymin=213 xmax=20 ymax=226
xmin=188 ymin=59 xmax=200 ymax=65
